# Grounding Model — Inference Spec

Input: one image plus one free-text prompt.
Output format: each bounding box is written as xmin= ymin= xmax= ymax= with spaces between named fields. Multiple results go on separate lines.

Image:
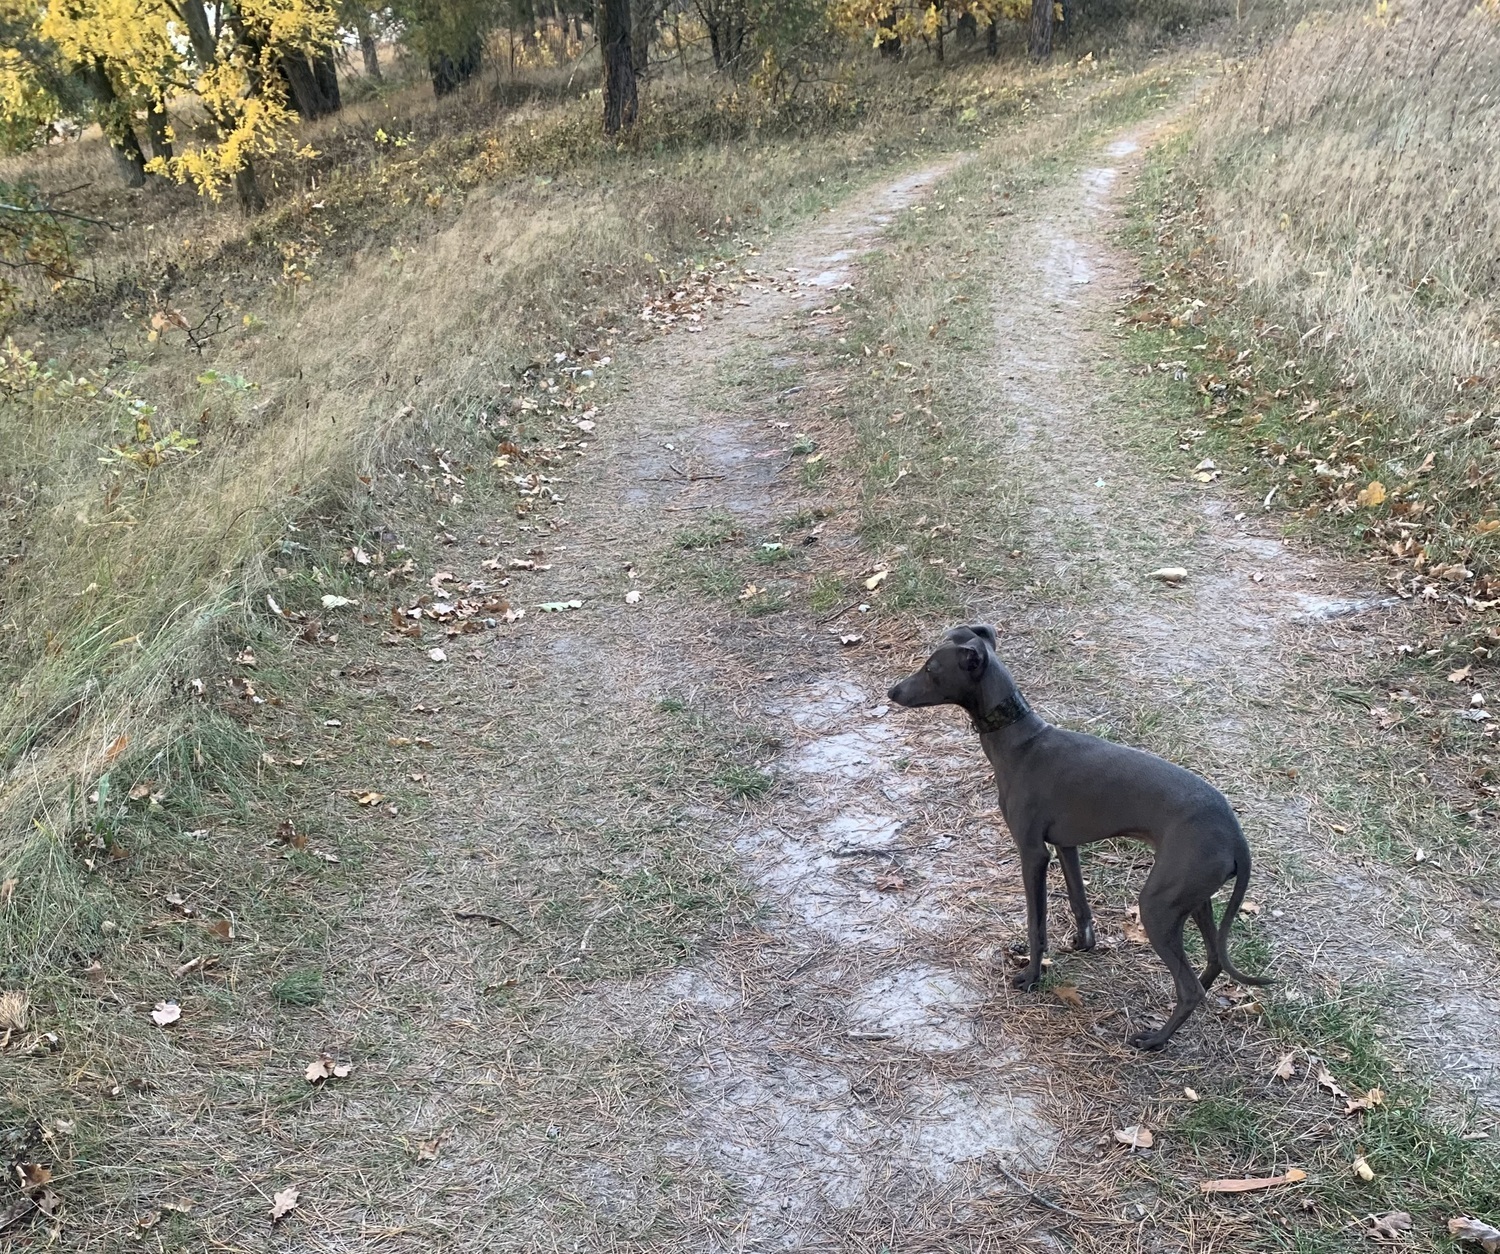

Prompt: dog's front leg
xmin=1011 ymin=834 xmax=1051 ymax=990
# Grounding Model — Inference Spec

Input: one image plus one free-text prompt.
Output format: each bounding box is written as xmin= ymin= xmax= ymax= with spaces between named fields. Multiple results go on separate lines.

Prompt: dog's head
xmin=887 ymin=624 xmax=997 ymax=708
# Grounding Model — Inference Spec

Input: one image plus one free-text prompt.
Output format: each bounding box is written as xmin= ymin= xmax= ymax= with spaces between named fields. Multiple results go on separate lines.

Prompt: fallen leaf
xmin=320 ymin=594 xmax=354 ymax=610
xmin=0 ymin=876 xmax=16 ymax=905
xmin=1356 ymin=480 xmax=1387 ymax=508
xmin=839 ymin=633 xmax=864 ymax=646
xmin=1345 ymin=1087 xmax=1385 ymax=1114
xmin=736 ymin=584 xmax=760 ymax=601
xmin=624 ymin=590 xmax=642 ymax=605
xmin=538 ymin=600 xmax=583 ymax=612
xmin=1115 ymin=1124 xmax=1154 ymax=1149
xmin=150 ymin=1001 xmax=181 ymax=1026
xmin=427 ymin=647 xmax=447 ymax=662
xmin=355 ymin=792 xmax=385 ymax=806
xmin=104 ymin=733 xmax=129 ymax=763
xmin=128 ymin=781 xmax=153 ymax=801
xmin=1052 ymin=985 xmax=1084 ymax=1009
xmin=1199 ymin=1167 xmax=1307 ymax=1193
xmin=136 ymin=1210 xmax=160 ymax=1229
xmin=1183 ymin=1087 xmax=1200 ymax=1101
xmin=1449 ymin=665 xmax=1473 ymax=683
xmin=0 ymin=990 xmax=26 ymax=1032
xmin=1147 ymin=566 xmax=1188 ymax=584
xmin=416 ymin=1132 xmax=444 ymax=1163
xmin=1317 ymin=1066 xmax=1348 ymax=1098
xmin=1367 ymin=1211 xmax=1412 ymax=1242
xmin=1273 ymin=1051 xmax=1297 ymax=1081
xmin=1122 ymin=905 xmax=1150 ymax=944
xmin=275 ymin=819 xmax=307 ymax=849
xmin=305 ymin=1056 xmax=354 ymax=1083
xmin=203 ymin=918 xmax=233 ymax=941
xmin=1239 ymin=899 xmax=1261 ymax=915
xmin=864 ymin=569 xmax=889 ymax=590
xmin=234 ymin=648 xmax=256 ymax=666
xmin=1352 ymin=1154 xmax=1375 ymax=1181
xmin=172 ymin=956 xmax=204 ymax=979
xmin=351 ymin=547 xmax=371 ymax=566
xmin=874 ymin=868 xmax=905 ymax=891
xmin=1449 ymin=1216 xmax=1500 ymax=1251
xmin=269 ymin=1186 xmax=299 ymax=1225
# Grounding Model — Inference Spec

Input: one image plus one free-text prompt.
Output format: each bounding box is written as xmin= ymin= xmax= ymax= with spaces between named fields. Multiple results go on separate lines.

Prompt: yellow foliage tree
xmin=5 ymin=0 xmax=338 ymax=211
xmin=829 ymin=0 xmax=1026 ymax=59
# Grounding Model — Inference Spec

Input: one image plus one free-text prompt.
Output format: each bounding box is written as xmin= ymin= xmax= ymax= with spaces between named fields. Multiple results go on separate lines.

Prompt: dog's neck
xmin=970 ymin=665 xmax=1036 ymax=736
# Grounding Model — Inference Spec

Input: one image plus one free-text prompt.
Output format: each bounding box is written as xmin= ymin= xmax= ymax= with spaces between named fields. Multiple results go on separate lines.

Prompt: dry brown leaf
xmin=172 ymin=956 xmax=204 ymax=979
xmin=1114 ymin=1125 xmax=1154 ymax=1149
xmin=1356 ymin=480 xmax=1387 ymax=508
xmin=416 ymin=1132 xmax=444 ymax=1163
xmin=1273 ymin=1051 xmax=1297 ymax=1081
xmin=150 ymin=1001 xmax=181 ymax=1027
xmin=15 ymin=1163 xmax=50 ymax=1189
xmin=1345 ymin=1087 xmax=1385 ymax=1114
xmin=1199 ymin=1167 xmax=1307 ymax=1193
xmin=0 ymin=877 xmax=16 ymax=906
xmin=275 ymin=819 xmax=307 ymax=850
xmin=104 ymin=733 xmax=129 ymax=764
xmin=864 ymin=569 xmax=889 ymax=590
xmin=1052 ymin=985 xmax=1083 ymax=1009
xmin=1449 ymin=1216 xmax=1500 ymax=1251
xmin=1317 ymin=1066 xmax=1347 ymax=1098
xmin=269 ymin=1186 xmax=299 ymax=1225
xmin=1367 ymin=1211 xmax=1412 ymax=1243
xmin=1147 ymin=566 xmax=1188 ymax=583
xmin=305 ymin=1056 xmax=354 ymax=1084
xmin=874 ymin=869 xmax=906 ymax=892
xmin=1449 ymin=665 xmax=1474 ymax=684
xmin=1353 ymin=1154 xmax=1375 ymax=1181
xmin=355 ymin=792 xmax=385 ymax=806
xmin=1122 ymin=905 xmax=1149 ymax=944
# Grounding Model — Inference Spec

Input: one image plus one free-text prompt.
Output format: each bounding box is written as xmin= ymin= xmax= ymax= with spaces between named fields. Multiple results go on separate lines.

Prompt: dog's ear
xmin=968 ymin=625 xmax=997 ymax=649
xmin=953 ymin=642 xmax=985 ymax=675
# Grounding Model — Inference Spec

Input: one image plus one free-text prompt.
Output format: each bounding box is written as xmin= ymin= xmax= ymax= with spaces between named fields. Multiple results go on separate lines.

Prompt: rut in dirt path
xmin=979 ymin=130 xmax=1500 ymax=1109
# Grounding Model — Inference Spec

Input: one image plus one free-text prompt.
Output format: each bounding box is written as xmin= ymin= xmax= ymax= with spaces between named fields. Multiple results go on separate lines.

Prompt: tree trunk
xmin=361 ymin=32 xmax=382 ymax=78
xmin=956 ymin=11 xmax=977 ymax=44
xmin=631 ymin=0 xmax=657 ymax=76
xmin=600 ymin=0 xmax=637 ymax=133
xmin=280 ymin=53 xmax=323 ymax=116
xmin=312 ymin=50 xmax=341 ymax=111
xmin=876 ymin=10 xmax=901 ymax=57
xmin=80 ymin=61 xmax=147 ymax=188
xmin=429 ymin=40 xmax=482 ymax=97
xmin=986 ymin=19 xmax=998 ymax=56
xmin=175 ymin=0 xmax=218 ymax=65
xmin=143 ymin=104 xmax=172 ymax=160
xmin=1058 ymin=0 xmax=1073 ymax=40
xmin=234 ymin=161 xmax=265 ymax=214
xmin=1028 ymin=0 xmax=1053 ymax=60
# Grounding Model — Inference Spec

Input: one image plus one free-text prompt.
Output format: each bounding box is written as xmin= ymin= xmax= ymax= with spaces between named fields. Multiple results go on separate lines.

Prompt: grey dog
xmin=888 ymin=625 xmax=1270 ymax=1049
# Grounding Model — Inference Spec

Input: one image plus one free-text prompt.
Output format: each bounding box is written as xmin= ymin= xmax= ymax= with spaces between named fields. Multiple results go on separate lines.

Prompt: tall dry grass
xmin=1191 ymin=0 xmax=1500 ymax=420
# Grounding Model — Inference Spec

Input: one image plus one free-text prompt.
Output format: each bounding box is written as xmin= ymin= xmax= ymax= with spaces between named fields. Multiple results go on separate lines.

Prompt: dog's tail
xmin=1216 ymin=852 xmax=1274 ymax=987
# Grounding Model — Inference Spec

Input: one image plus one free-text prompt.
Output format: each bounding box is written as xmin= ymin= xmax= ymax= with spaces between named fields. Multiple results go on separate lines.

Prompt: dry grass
xmin=1129 ymin=0 xmax=1500 ymax=594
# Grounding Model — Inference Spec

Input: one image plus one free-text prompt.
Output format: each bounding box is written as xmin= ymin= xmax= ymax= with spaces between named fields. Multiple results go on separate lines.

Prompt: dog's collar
xmin=971 ymin=693 xmax=1031 ymax=734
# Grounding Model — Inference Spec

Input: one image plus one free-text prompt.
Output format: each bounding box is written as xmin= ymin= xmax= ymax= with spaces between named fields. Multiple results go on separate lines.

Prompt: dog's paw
xmin=1011 ymin=969 xmax=1041 ymax=992
xmin=1126 ymin=1030 xmax=1169 ymax=1052
xmin=1071 ymin=922 xmax=1096 ymax=952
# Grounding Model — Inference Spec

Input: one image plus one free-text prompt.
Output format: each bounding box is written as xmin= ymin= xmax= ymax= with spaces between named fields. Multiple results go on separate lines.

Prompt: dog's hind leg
xmin=1127 ymin=881 xmax=1207 ymax=1051
xmin=1056 ymin=846 xmax=1096 ymax=952
xmin=1192 ymin=901 xmax=1223 ymax=990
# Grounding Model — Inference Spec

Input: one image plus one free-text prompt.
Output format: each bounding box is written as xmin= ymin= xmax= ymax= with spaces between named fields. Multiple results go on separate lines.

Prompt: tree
xmin=598 ymin=0 xmax=636 ymax=132
xmin=388 ymin=0 xmax=492 ymax=97
xmin=832 ymin=0 xmax=1023 ymax=61
xmin=1027 ymin=0 xmax=1051 ymax=58
xmin=26 ymin=0 xmax=342 ymax=212
xmin=695 ymin=0 xmax=748 ymax=70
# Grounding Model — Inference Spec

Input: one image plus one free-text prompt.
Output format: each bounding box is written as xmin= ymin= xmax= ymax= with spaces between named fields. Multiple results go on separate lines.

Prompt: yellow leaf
xmin=1355 ymin=481 xmax=1387 ymax=507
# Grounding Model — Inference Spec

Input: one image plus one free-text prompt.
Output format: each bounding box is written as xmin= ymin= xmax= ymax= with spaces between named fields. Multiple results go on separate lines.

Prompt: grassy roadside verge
xmin=1118 ymin=140 xmax=1500 ymax=904
xmin=730 ymin=77 xmax=1500 ymax=1253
